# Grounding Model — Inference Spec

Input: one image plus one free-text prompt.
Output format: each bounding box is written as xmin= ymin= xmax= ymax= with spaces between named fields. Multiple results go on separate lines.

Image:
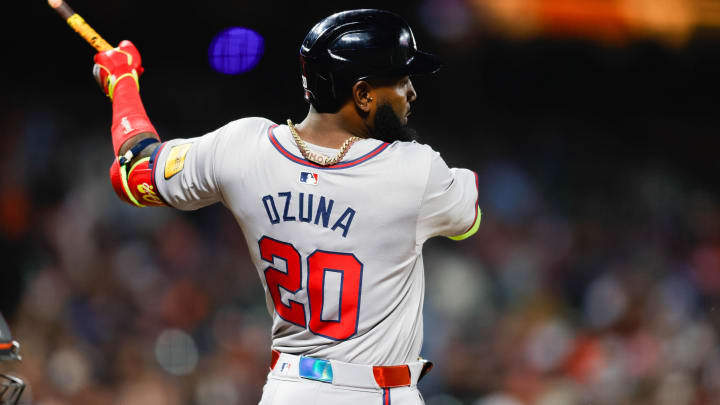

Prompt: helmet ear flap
xmin=301 ymin=66 xmax=342 ymax=113
xmin=316 ymin=72 xmax=342 ymax=112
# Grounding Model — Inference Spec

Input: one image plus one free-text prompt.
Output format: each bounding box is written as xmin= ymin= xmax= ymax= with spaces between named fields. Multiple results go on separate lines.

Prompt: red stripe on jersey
xmin=150 ymin=142 xmax=169 ymax=205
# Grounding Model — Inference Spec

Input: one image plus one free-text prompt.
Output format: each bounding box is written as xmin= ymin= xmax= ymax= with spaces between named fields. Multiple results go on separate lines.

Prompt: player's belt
xmin=270 ymin=349 xmax=433 ymax=389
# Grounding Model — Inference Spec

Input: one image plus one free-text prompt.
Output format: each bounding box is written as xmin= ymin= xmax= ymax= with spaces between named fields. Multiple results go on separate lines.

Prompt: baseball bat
xmin=48 ymin=0 xmax=113 ymax=52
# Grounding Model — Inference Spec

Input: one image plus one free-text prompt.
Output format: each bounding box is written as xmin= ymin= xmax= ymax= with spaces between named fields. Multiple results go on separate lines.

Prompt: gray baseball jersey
xmin=150 ymin=117 xmax=480 ymax=366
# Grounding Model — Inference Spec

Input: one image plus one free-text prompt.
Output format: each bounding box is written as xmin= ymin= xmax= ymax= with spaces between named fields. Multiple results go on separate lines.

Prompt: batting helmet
xmin=0 ymin=314 xmax=23 ymax=405
xmin=299 ymin=9 xmax=442 ymax=113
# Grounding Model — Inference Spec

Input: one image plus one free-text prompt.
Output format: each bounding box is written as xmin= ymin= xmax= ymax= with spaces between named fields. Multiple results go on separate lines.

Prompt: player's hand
xmin=93 ymin=40 xmax=144 ymax=100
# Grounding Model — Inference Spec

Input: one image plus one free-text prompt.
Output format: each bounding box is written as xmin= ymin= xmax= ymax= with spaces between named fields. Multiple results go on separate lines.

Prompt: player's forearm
xmin=96 ymin=42 xmax=166 ymax=207
xmin=114 ymin=93 xmax=159 ymax=158
xmin=107 ymin=79 xmax=164 ymax=207
xmin=110 ymin=79 xmax=161 ymax=177
xmin=93 ymin=40 xmax=159 ymax=159
xmin=111 ymin=78 xmax=159 ymax=157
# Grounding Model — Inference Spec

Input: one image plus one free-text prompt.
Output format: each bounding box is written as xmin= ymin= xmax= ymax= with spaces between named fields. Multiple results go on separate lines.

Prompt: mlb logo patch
xmin=299 ymin=172 xmax=319 ymax=185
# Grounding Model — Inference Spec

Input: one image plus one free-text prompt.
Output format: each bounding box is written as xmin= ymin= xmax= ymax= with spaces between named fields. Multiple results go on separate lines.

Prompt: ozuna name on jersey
xmin=262 ymin=191 xmax=356 ymax=237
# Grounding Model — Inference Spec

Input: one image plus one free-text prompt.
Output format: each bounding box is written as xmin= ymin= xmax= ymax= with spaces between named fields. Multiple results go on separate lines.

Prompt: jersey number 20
xmin=259 ymin=236 xmax=363 ymax=341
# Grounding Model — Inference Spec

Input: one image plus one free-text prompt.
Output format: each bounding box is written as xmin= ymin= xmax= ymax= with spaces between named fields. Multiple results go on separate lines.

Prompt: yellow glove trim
xmin=449 ymin=206 xmax=481 ymax=241
xmin=108 ymin=70 xmax=140 ymax=101
xmin=96 ymin=64 xmax=111 ymax=76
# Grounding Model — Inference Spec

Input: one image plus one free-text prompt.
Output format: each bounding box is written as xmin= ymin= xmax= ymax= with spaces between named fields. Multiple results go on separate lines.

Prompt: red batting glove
xmin=93 ymin=40 xmax=144 ymax=100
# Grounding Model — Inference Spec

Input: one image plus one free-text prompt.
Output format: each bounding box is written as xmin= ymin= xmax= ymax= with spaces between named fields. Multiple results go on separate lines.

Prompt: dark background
xmin=2 ymin=0 xmax=720 ymax=404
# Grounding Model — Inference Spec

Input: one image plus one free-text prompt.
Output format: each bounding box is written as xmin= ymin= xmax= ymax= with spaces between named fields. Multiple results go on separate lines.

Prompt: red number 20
xmin=259 ymin=236 xmax=363 ymax=341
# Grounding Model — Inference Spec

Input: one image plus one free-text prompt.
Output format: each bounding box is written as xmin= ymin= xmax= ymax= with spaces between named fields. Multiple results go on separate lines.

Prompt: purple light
xmin=208 ymin=27 xmax=264 ymax=75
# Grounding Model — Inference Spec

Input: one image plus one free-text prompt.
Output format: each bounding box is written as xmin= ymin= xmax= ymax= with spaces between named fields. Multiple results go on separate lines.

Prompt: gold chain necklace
xmin=287 ymin=119 xmax=361 ymax=166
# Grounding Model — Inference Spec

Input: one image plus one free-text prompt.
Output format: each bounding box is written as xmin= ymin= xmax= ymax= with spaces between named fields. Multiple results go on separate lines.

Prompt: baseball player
xmin=94 ymin=9 xmax=480 ymax=405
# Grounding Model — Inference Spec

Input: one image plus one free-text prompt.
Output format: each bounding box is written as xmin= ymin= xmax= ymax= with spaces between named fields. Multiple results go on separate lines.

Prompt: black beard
xmin=371 ymin=103 xmax=418 ymax=143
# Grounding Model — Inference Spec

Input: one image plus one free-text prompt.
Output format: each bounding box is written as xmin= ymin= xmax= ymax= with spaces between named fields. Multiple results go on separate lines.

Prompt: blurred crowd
xmin=423 ymin=162 xmax=720 ymax=405
xmin=1 ymin=105 xmax=720 ymax=405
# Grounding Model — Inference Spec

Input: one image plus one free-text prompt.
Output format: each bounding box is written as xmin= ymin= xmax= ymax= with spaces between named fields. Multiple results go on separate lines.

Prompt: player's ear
xmin=352 ymin=80 xmax=374 ymax=113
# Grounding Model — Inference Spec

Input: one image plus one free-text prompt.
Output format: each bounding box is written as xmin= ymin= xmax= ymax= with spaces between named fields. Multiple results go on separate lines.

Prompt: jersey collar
xmin=267 ymin=124 xmax=389 ymax=170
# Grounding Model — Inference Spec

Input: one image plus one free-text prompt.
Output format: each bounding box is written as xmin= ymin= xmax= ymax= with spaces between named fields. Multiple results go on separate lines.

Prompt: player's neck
xmin=294 ymin=106 xmax=370 ymax=148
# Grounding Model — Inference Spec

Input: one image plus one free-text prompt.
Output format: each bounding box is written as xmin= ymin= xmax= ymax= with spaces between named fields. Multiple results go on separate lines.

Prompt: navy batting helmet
xmin=299 ymin=9 xmax=442 ymax=113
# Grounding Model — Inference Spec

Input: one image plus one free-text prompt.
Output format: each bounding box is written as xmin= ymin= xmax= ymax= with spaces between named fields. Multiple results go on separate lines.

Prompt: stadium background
xmin=2 ymin=0 xmax=720 ymax=404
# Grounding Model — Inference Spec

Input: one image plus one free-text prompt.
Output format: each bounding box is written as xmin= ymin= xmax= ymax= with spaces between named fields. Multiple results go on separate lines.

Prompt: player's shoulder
xmin=207 ymin=117 xmax=278 ymax=151
xmin=220 ymin=116 xmax=277 ymax=137
xmin=374 ymin=141 xmax=440 ymax=186
xmin=384 ymin=140 xmax=439 ymax=163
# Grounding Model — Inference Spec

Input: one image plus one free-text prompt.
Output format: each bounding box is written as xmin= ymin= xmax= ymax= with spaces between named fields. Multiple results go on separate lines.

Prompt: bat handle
xmin=66 ymin=14 xmax=113 ymax=52
xmin=49 ymin=0 xmax=113 ymax=52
